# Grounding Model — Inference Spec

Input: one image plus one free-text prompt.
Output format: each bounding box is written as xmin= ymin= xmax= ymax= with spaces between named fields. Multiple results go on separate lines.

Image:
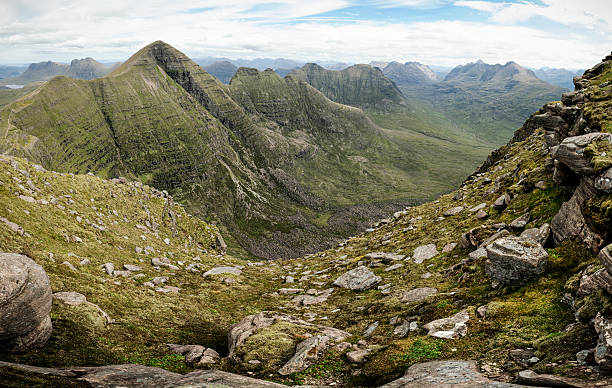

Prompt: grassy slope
xmin=0 ymin=83 xmax=42 ymax=109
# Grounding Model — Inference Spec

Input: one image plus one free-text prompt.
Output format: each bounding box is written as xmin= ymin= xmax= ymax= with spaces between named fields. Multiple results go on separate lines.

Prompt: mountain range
xmin=0 ymin=58 xmax=118 ymax=86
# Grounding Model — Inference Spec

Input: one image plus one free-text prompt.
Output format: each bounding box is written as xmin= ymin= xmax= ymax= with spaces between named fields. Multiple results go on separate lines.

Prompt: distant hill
xmin=289 ymin=63 xmax=407 ymax=111
xmin=532 ymin=67 xmax=584 ymax=89
xmin=195 ymin=56 xmax=304 ymax=71
xmin=203 ymin=61 xmax=238 ymax=84
xmin=399 ymin=59 xmax=567 ymax=145
xmin=0 ymin=65 xmax=27 ymax=79
xmin=0 ymin=58 xmax=117 ymax=86
xmin=381 ymin=61 xmax=439 ymax=86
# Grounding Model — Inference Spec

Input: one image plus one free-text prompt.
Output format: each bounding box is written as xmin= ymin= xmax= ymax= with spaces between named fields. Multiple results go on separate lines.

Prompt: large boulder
xmin=0 ymin=253 xmax=52 ymax=353
xmin=333 ymin=266 xmax=380 ymax=291
xmin=413 ymin=244 xmax=438 ymax=264
xmin=227 ymin=312 xmax=349 ymax=374
xmin=552 ymin=133 xmax=612 ymax=176
xmin=380 ymin=360 xmax=525 ymax=387
xmin=485 ymin=237 xmax=548 ymax=286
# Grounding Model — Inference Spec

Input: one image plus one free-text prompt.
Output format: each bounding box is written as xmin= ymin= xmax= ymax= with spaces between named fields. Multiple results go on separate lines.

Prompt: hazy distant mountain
xmin=274 ymin=67 xmax=300 ymax=77
xmin=399 ymin=59 xmax=566 ymax=145
xmin=532 ymin=67 xmax=584 ymax=90
xmin=203 ymin=61 xmax=238 ymax=84
xmin=381 ymin=61 xmax=439 ymax=86
xmin=0 ymin=65 xmax=27 ymax=79
xmin=195 ymin=56 xmax=304 ymax=71
xmin=289 ymin=63 xmax=407 ymax=111
xmin=0 ymin=58 xmax=117 ymax=85
xmin=369 ymin=61 xmax=389 ymax=69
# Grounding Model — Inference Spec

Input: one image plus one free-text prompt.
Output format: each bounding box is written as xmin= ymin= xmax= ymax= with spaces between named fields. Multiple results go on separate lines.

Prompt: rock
xmin=401 ymin=287 xmax=438 ymax=303
xmin=468 ymin=247 xmax=487 ymax=261
xmin=599 ymin=245 xmax=612 ymax=274
xmin=346 ymin=349 xmax=369 ymax=364
xmin=520 ymin=223 xmax=551 ymax=246
xmin=53 ymin=291 xmax=87 ymax=306
xmin=475 ymin=209 xmax=488 ymax=219
xmin=578 ymin=269 xmax=612 ymax=295
xmin=333 ymin=266 xmax=381 ymax=291
xmin=479 ymin=229 xmax=510 ymax=248
xmin=595 ymin=167 xmax=612 ymax=193
xmin=453 ymin=192 xmax=464 ymax=201
xmin=123 ymin=264 xmax=142 ymax=272
xmin=278 ymin=335 xmax=330 ymax=375
xmin=152 ymin=276 xmax=168 ymax=285
xmin=517 ymin=370 xmax=588 ymax=387
xmin=551 ymin=178 xmax=604 ymax=250
xmin=385 ymin=263 xmax=404 ymax=272
xmin=292 ymin=289 xmax=333 ymax=306
xmin=203 ymin=266 xmax=242 ymax=277
xmin=423 ymin=310 xmax=469 ymax=339
xmin=0 ymin=217 xmax=25 ymax=235
xmin=227 ymin=312 xmax=349 ymax=360
xmin=413 ymin=244 xmax=438 ymax=264
xmin=493 ymin=193 xmax=511 ymax=210
xmin=442 ymin=243 xmax=456 ymax=253
xmin=553 ymin=133 xmax=612 ymax=175
xmin=0 ymin=253 xmax=52 ymax=353
xmin=284 ymin=275 xmax=295 ymax=283
xmin=485 ymin=237 xmax=548 ymax=285
xmin=443 ymin=206 xmax=464 ymax=217
xmin=79 ymin=258 xmax=90 ymax=266
xmin=279 ymin=288 xmax=304 ymax=294
xmin=198 ymin=348 xmax=220 ymax=365
xmin=334 ymin=342 xmax=352 ymax=352
xmin=594 ymin=313 xmax=612 ymax=373
xmin=365 ymin=252 xmax=406 ymax=262
xmin=61 ymin=261 xmax=77 ymax=271
xmin=576 ymin=349 xmax=593 ymax=366
xmin=509 ymin=213 xmax=530 ymax=230
xmin=380 ymin=360 xmax=525 ymax=387
xmin=151 ymin=257 xmax=179 ymax=270
xmin=102 ymin=262 xmax=115 ymax=275
xmin=167 ymin=344 xmax=205 ymax=363
xmin=477 ymin=305 xmax=487 ymax=318
xmin=215 ymin=231 xmax=227 ymax=254
xmin=469 ymin=203 xmax=487 ymax=212
xmin=509 ymin=349 xmax=536 ymax=367
xmin=363 ymin=321 xmax=379 ymax=337
xmin=535 ymin=181 xmax=548 ymax=189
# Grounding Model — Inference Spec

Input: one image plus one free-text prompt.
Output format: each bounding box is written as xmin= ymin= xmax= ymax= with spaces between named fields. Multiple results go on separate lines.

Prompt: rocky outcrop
xmin=423 ymin=310 xmax=470 ymax=339
xmin=485 ymin=237 xmax=548 ymax=286
xmin=0 ymin=253 xmax=52 ymax=353
xmin=381 ymin=360 xmax=525 ymax=387
xmin=595 ymin=313 xmax=612 ymax=373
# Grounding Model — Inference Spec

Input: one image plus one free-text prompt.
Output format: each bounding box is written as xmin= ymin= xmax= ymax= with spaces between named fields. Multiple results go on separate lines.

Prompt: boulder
xmin=443 ymin=206 xmax=464 ymax=217
xmin=594 ymin=313 xmax=612 ymax=373
xmin=53 ymin=291 xmax=113 ymax=325
xmin=493 ymin=193 xmax=511 ymax=210
xmin=333 ymin=266 xmax=380 ymax=291
xmin=365 ymin=252 xmax=406 ymax=262
xmin=509 ymin=213 xmax=530 ymax=230
xmin=0 ymin=253 xmax=52 ymax=353
xmin=198 ymin=348 xmax=220 ymax=365
xmin=553 ymin=133 xmax=612 ymax=175
xmin=346 ymin=349 xmax=369 ymax=364
xmin=442 ymin=243 xmax=456 ymax=253
xmin=485 ymin=237 xmax=548 ymax=286
xmin=202 ymin=266 xmax=242 ymax=277
xmin=469 ymin=203 xmax=487 ymax=212
xmin=599 ymin=245 xmax=612 ymax=274
xmin=595 ymin=167 xmax=612 ymax=193
xmin=516 ymin=370 xmax=588 ymax=387
xmin=475 ymin=209 xmax=488 ymax=219
xmin=380 ymin=360 xmax=525 ymax=387
xmin=520 ymin=223 xmax=551 ymax=246
xmin=278 ymin=335 xmax=329 ymax=375
xmin=423 ymin=310 xmax=469 ymax=339
xmin=401 ymin=287 xmax=438 ymax=303
xmin=413 ymin=244 xmax=438 ymax=264
xmin=577 ymin=269 xmax=612 ymax=295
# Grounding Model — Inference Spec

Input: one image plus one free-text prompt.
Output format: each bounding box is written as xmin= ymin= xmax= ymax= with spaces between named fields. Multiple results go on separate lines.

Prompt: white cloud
xmin=0 ymin=0 xmax=609 ymax=69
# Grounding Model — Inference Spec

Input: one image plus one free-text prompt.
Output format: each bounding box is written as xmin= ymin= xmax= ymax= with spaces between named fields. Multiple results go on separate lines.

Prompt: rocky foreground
xmin=1 ymin=55 xmax=612 ymax=386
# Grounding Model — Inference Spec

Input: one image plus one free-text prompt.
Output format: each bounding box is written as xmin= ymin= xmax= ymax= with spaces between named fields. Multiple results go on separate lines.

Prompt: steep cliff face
xmin=289 ymin=63 xmax=407 ymax=112
xmin=382 ymin=61 xmax=439 ymax=86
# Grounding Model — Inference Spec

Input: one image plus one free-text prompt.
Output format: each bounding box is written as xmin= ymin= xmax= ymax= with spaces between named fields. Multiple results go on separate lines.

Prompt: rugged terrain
xmin=0 ymin=58 xmax=117 ymax=86
xmin=0 ymin=51 xmax=611 ymax=387
xmin=0 ymin=41 xmax=492 ymax=259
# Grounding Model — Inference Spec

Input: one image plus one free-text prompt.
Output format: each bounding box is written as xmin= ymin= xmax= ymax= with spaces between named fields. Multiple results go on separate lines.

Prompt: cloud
xmin=0 ymin=0 xmax=609 ymax=69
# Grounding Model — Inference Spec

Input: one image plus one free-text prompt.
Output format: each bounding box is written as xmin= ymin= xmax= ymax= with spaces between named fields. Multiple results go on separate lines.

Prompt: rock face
xmin=381 ymin=360 xmax=525 ymax=387
xmin=278 ymin=335 xmax=330 ymax=375
xmin=485 ymin=237 xmax=548 ymax=285
xmin=333 ymin=266 xmax=381 ymax=291
xmin=552 ymin=133 xmax=612 ymax=175
xmin=519 ymin=223 xmax=551 ymax=246
xmin=0 ymin=253 xmax=52 ymax=353
xmin=423 ymin=310 xmax=470 ymax=339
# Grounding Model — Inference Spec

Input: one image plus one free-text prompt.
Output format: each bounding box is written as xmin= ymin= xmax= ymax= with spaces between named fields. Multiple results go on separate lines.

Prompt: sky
xmin=0 ymin=0 xmax=610 ymax=69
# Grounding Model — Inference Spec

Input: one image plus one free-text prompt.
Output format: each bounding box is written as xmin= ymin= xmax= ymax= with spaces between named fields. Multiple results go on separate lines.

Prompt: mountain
xmin=273 ymin=67 xmax=299 ymax=77
xmin=0 ymin=41 xmax=474 ymax=260
xmin=196 ymin=56 xmax=304 ymax=71
xmin=2 ymin=52 xmax=611 ymax=388
xmin=0 ymin=65 xmax=26 ymax=79
xmin=0 ymin=58 xmax=117 ymax=86
xmin=533 ymin=67 xmax=584 ymax=89
xmin=399 ymin=60 xmax=567 ymax=145
xmin=203 ymin=61 xmax=238 ymax=84
xmin=289 ymin=63 xmax=407 ymax=111
xmin=381 ymin=61 xmax=439 ymax=86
